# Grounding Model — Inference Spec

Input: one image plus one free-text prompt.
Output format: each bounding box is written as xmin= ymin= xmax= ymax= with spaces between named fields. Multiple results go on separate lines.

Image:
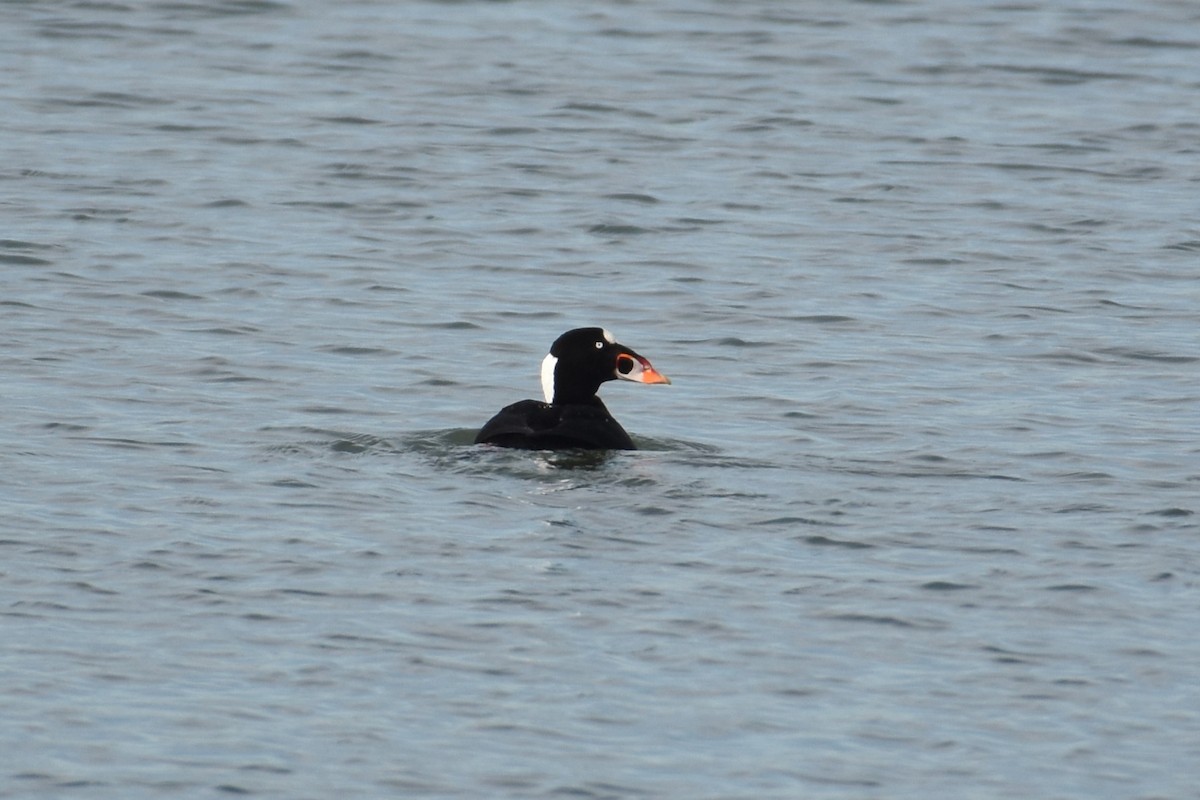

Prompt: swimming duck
xmin=474 ymin=327 xmax=670 ymax=450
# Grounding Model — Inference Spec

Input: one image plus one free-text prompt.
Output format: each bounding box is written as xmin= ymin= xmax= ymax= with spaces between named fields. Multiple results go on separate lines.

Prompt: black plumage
xmin=475 ymin=327 xmax=670 ymax=451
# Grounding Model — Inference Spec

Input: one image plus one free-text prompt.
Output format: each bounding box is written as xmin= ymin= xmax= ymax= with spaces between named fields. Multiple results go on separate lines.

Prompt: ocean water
xmin=3 ymin=1 xmax=1199 ymax=798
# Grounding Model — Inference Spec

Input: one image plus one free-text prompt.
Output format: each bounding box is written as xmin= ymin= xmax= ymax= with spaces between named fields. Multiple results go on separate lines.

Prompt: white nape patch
xmin=540 ymin=352 xmax=558 ymax=404
xmin=601 ymin=328 xmax=616 ymax=344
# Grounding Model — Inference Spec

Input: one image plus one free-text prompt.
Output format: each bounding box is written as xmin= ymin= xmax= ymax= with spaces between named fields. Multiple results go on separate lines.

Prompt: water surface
xmin=3 ymin=1 xmax=1199 ymax=798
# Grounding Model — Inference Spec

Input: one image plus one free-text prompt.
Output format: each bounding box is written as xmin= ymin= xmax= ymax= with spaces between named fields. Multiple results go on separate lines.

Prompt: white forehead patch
xmin=601 ymin=328 xmax=616 ymax=344
xmin=540 ymin=352 xmax=558 ymax=404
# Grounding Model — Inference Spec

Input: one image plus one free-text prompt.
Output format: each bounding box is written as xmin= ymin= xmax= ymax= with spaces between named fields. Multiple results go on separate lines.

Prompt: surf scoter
xmin=474 ymin=327 xmax=671 ymax=450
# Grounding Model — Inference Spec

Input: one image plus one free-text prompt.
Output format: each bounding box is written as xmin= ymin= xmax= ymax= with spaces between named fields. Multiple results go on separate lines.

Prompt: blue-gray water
xmin=3 ymin=1 xmax=1199 ymax=798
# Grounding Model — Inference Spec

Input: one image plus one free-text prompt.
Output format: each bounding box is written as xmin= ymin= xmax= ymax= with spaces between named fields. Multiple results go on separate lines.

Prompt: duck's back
xmin=474 ymin=399 xmax=635 ymax=450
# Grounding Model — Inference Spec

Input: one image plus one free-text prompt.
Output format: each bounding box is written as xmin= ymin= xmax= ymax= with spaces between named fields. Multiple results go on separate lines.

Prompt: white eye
xmin=595 ymin=341 xmax=604 ymax=349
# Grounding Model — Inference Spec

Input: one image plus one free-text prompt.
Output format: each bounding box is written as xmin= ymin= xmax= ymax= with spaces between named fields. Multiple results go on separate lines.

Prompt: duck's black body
xmin=475 ymin=327 xmax=670 ymax=451
xmin=474 ymin=398 xmax=635 ymax=450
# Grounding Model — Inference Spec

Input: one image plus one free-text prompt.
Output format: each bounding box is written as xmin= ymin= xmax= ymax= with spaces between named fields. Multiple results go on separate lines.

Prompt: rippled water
xmin=3 ymin=1 xmax=1199 ymax=797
